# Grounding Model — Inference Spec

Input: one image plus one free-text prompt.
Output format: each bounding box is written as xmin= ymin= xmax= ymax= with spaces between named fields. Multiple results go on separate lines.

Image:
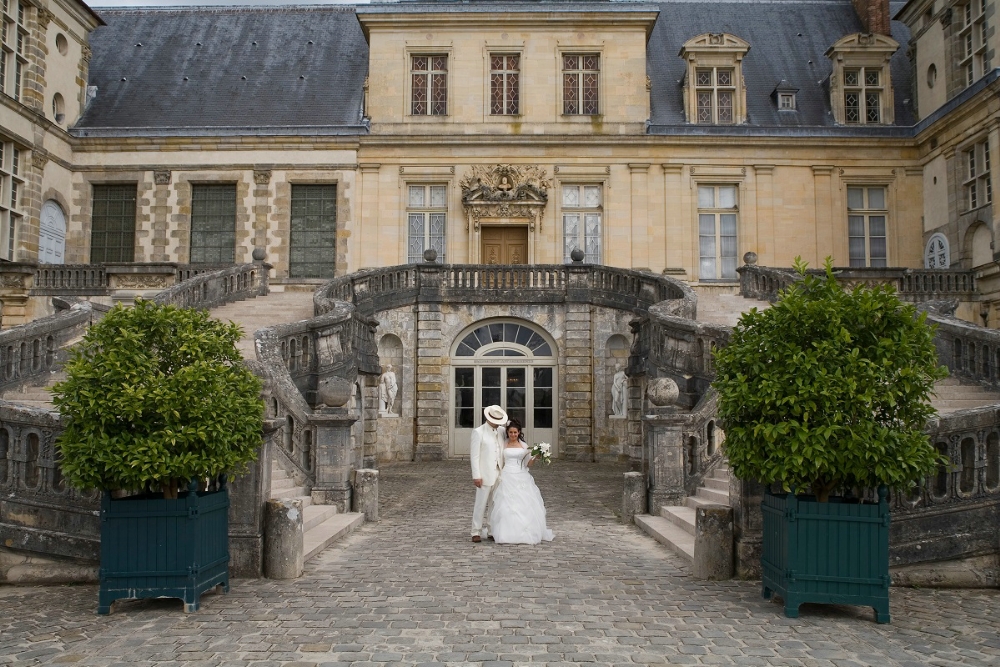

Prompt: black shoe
xmin=472 ymin=535 xmax=481 ymax=543
xmin=487 ymin=535 xmax=495 ymax=542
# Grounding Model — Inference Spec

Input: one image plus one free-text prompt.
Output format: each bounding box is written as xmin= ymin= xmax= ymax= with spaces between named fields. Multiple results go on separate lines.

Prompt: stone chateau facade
xmin=0 ymin=0 xmax=998 ymax=463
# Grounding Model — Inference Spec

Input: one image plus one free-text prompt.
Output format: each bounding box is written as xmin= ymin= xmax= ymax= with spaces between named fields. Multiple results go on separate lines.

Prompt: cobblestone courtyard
xmin=2 ymin=460 xmax=998 ymax=666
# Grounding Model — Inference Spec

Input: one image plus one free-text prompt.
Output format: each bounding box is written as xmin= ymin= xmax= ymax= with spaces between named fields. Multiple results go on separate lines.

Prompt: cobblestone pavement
xmin=2 ymin=460 xmax=999 ymax=667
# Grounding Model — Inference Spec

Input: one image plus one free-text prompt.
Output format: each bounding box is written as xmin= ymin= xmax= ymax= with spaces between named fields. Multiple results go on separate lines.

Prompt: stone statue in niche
xmin=379 ymin=365 xmax=398 ymax=416
xmin=611 ymin=366 xmax=628 ymax=418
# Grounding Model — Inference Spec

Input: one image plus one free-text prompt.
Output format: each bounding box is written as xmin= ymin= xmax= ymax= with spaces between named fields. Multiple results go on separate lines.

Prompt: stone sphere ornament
xmin=423 ymin=248 xmax=438 ymax=263
xmin=743 ymin=251 xmax=758 ymax=265
xmin=252 ymin=247 xmax=266 ymax=262
xmin=316 ymin=376 xmax=353 ymax=408
xmin=646 ymin=377 xmax=680 ymax=407
xmin=570 ymin=248 xmax=585 ymax=263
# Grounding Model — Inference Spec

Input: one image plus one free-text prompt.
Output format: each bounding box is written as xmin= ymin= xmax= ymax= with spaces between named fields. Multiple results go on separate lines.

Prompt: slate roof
xmin=75 ymin=1 xmax=914 ymax=137
xmin=646 ymin=0 xmax=914 ymax=132
xmin=74 ymin=7 xmax=369 ymax=136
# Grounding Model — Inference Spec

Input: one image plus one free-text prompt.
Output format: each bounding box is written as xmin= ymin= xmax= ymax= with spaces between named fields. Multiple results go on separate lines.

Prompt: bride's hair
xmin=506 ymin=419 xmax=526 ymax=442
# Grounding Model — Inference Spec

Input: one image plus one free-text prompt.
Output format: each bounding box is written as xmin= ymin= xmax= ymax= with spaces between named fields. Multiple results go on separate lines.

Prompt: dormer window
xmin=772 ymin=80 xmax=799 ymax=111
xmin=825 ymin=33 xmax=899 ymax=126
xmin=679 ymin=33 xmax=750 ymax=125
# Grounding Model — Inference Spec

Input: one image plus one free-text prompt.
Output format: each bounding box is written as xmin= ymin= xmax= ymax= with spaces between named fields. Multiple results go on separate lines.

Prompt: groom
xmin=470 ymin=404 xmax=508 ymax=543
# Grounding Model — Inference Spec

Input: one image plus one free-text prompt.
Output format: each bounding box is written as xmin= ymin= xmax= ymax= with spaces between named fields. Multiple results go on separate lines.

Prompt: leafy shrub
xmin=53 ymin=299 xmax=263 ymax=497
xmin=713 ymin=259 xmax=946 ymax=501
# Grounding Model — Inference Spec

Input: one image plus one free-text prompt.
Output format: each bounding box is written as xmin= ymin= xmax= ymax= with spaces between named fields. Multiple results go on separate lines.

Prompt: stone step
xmin=685 ymin=495 xmax=726 ymax=511
xmin=271 ymin=476 xmax=297 ymax=491
xmin=703 ymin=476 xmax=729 ymax=493
xmin=660 ymin=505 xmax=696 ymax=537
xmin=634 ymin=514 xmax=694 ymax=563
xmin=933 ymin=399 xmax=1000 ymax=409
xmin=933 ymin=388 xmax=1000 ymax=400
xmin=304 ymin=512 xmax=364 ymax=562
xmin=272 ymin=467 xmax=290 ymax=481
xmin=271 ymin=485 xmax=309 ymax=501
xmin=303 ymin=503 xmax=338 ymax=532
xmin=695 ymin=486 xmax=730 ymax=505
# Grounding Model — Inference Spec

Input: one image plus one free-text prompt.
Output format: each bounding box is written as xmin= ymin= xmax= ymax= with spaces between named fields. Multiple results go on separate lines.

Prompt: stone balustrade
xmin=922 ymin=309 xmax=1000 ymax=389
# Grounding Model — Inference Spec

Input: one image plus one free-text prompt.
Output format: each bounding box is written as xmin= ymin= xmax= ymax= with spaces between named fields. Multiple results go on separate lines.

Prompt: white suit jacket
xmin=470 ymin=422 xmax=504 ymax=486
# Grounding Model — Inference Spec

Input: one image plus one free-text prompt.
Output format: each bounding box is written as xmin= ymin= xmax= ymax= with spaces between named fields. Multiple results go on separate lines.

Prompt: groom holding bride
xmin=470 ymin=405 xmax=555 ymax=545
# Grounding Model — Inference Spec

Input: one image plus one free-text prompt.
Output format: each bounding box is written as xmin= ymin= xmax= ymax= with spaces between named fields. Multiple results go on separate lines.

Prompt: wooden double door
xmin=481 ymin=226 xmax=528 ymax=265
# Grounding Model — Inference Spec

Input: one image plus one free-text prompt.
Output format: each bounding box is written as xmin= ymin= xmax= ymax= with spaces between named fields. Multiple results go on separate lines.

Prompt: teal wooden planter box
xmin=98 ymin=480 xmax=230 ymax=614
xmin=761 ymin=488 xmax=890 ymax=623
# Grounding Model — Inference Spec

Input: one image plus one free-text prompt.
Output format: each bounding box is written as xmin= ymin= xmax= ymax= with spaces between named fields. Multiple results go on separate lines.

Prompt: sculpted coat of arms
xmin=460 ymin=164 xmax=552 ymax=230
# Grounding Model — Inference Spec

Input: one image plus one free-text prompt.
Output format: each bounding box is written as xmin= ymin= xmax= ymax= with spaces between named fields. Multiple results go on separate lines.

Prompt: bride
xmin=489 ymin=419 xmax=555 ymax=544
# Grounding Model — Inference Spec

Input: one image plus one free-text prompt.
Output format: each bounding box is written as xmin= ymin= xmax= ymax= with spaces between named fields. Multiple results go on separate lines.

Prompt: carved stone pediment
xmin=460 ymin=164 xmax=551 ymax=230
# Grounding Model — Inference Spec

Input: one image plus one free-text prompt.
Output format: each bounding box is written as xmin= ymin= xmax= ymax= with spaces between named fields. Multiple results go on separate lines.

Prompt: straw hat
xmin=483 ymin=405 xmax=508 ymax=426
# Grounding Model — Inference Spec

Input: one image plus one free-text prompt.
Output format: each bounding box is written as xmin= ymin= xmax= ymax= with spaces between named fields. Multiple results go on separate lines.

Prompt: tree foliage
xmin=52 ymin=299 xmax=264 ymax=496
xmin=712 ymin=259 xmax=947 ymax=501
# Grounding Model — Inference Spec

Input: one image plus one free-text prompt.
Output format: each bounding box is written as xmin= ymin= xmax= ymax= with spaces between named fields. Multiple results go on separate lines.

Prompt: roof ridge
xmin=95 ymin=6 xmax=357 ymax=16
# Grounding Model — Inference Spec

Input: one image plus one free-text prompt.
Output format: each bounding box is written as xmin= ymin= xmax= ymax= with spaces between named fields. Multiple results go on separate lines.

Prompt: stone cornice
xmin=356 ymin=8 xmax=660 ymax=39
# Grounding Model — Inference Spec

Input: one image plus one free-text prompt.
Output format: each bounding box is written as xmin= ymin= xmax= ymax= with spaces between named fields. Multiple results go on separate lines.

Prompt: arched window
xmin=924 ymin=233 xmax=949 ymax=269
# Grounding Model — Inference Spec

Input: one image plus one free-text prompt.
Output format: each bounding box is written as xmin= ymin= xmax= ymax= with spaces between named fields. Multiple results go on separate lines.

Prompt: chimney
xmin=852 ymin=0 xmax=892 ymax=36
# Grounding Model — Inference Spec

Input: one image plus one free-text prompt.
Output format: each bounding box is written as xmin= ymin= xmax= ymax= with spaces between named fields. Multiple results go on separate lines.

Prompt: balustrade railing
xmin=923 ymin=310 xmax=1000 ymax=389
xmin=0 ymin=302 xmax=100 ymax=391
xmin=152 ymin=263 xmax=268 ymax=309
xmin=33 ymin=265 xmax=109 ymax=293
xmin=739 ymin=263 xmax=978 ymax=305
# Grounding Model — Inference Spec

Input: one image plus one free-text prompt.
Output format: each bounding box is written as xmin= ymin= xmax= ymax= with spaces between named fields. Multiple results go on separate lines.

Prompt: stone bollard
xmin=693 ymin=505 xmax=734 ymax=580
xmin=622 ymin=471 xmax=646 ymax=524
xmin=264 ymin=498 xmax=303 ymax=579
xmin=353 ymin=469 xmax=379 ymax=522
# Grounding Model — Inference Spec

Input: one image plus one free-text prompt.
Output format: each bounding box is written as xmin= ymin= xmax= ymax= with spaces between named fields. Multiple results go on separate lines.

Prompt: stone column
xmin=310 ymin=410 xmax=358 ymax=513
xmin=414 ymin=257 xmax=445 ymax=460
xmin=253 ymin=169 xmax=272 ymax=256
xmin=621 ymin=471 xmax=646 ymax=524
xmin=264 ymin=498 xmax=303 ymax=579
xmin=565 ymin=259 xmax=594 ymax=461
xmin=753 ymin=165 xmax=774 ymax=264
xmin=629 ymin=164 xmax=651 ymax=269
xmin=352 ymin=469 xmax=379 ymax=522
xmin=362 ymin=376 xmax=379 ymax=468
xmin=731 ymin=477 xmax=765 ymax=579
xmin=812 ymin=166 xmax=834 ymax=263
xmin=693 ymin=505 xmax=734 ymax=580
xmin=227 ymin=419 xmax=278 ymax=577
xmin=151 ymin=171 xmax=172 ymax=261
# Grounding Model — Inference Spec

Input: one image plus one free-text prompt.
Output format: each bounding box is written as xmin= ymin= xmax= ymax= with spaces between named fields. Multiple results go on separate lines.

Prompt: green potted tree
xmin=713 ymin=259 xmax=945 ymax=623
xmin=52 ymin=299 xmax=263 ymax=614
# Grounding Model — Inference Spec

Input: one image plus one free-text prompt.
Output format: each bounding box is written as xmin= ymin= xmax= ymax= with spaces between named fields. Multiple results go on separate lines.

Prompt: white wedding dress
xmin=489 ymin=445 xmax=555 ymax=544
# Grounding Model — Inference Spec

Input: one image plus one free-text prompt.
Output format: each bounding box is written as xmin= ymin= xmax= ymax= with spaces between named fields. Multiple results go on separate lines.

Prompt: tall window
xmin=90 ymin=184 xmax=137 ymax=263
xmin=958 ymin=0 xmax=990 ymax=88
xmin=190 ymin=184 xmax=236 ymax=264
xmin=562 ymin=54 xmax=599 ymax=115
xmin=562 ymin=184 xmax=602 ymax=263
xmin=490 ymin=53 xmax=520 ymax=115
xmin=964 ymin=139 xmax=993 ymax=210
xmin=289 ymin=184 xmax=337 ymax=278
xmin=847 ymin=186 xmax=888 ymax=267
xmin=407 ymin=184 xmax=446 ymax=263
xmin=411 ymin=55 xmax=448 ymax=116
xmin=696 ymin=68 xmax=735 ymax=124
xmin=0 ymin=137 xmax=22 ymax=260
xmin=1 ymin=1 xmax=26 ymax=102
xmin=697 ymin=185 xmax=738 ymax=280
xmin=844 ymin=67 xmax=883 ymax=124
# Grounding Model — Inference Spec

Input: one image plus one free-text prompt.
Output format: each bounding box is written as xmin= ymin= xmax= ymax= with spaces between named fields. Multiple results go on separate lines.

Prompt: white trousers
xmin=471 ymin=483 xmax=496 ymax=537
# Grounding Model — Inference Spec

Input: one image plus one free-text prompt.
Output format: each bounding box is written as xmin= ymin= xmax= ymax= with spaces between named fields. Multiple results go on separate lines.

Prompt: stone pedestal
xmin=621 ymin=471 xmax=646 ymax=524
xmin=227 ymin=420 xmax=278 ymax=577
xmin=352 ymin=469 xmax=379 ymax=522
xmin=105 ymin=263 xmax=178 ymax=304
xmin=643 ymin=407 xmax=688 ymax=515
xmin=310 ymin=410 xmax=359 ymax=513
xmin=264 ymin=498 xmax=303 ymax=579
xmin=0 ymin=263 xmax=36 ymax=328
xmin=693 ymin=505 xmax=734 ymax=580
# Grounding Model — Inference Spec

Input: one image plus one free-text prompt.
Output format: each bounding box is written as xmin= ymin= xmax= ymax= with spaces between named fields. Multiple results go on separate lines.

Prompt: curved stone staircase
xmin=637 ymin=288 xmax=1000 ymax=566
xmin=0 ymin=287 xmax=363 ymax=565
xmin=212 ymin=287 xmax=364 ymax=562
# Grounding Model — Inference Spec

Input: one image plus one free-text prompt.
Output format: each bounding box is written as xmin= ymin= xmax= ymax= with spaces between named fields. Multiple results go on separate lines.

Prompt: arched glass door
xmin=450 ymin=319 xmax=557 ymax=457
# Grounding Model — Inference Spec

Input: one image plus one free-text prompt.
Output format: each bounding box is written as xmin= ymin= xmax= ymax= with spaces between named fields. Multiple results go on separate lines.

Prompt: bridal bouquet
xmin=530 ymin=442 xmax=552 ymax=465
